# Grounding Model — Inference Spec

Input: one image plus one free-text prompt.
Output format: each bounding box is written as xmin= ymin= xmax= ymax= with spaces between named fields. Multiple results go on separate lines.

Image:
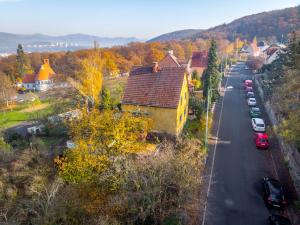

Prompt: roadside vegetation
xmin=261 ymin=32 xmax=300 ymax=150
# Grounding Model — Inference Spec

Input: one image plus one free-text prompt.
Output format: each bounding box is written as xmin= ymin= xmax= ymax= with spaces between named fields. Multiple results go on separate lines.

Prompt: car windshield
xmin=257 ymin=124 xmax=264 ymax=127
xmin=268 ymin=180 xmax=283 ymax=195
xmin=252 ymin=108 xmax=260 ymax=112
xmin=260 ymin=138 xmax=268 ymax=143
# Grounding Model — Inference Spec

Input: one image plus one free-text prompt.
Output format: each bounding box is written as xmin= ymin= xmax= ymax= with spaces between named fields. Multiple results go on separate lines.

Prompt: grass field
xmin=0 ymin=104 xmax=55 ymax=129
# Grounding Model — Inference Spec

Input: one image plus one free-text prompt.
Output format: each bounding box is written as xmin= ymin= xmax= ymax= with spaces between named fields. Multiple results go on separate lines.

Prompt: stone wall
xmin=255 ymin=76 xmax=300 ymax=196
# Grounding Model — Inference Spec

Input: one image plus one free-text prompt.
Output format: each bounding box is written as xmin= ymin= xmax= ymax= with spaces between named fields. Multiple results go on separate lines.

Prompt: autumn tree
xmin=69 ymin=53 xmax=103 ymax=107
xmin=0 ymin=72 xmax=16 ymax=107
xmin=55 ymin=109 xmax=152 ymax=183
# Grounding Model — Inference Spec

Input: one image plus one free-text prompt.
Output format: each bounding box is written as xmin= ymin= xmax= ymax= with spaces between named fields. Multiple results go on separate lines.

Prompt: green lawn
xmin=0 ymin=104 xmax=55 ymax=129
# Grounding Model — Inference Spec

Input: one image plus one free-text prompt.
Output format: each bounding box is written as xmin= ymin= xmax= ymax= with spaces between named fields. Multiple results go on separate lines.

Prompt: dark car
xmin=250 ymin=107 xmax=261 ymax=118
xmin=268 ymin=214 xmax=292 ymax=225
xmin=263 ymin=177 xmax=287 ymax=208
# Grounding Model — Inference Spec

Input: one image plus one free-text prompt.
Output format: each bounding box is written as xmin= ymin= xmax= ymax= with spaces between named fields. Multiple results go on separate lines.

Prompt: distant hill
xmin=149 ymin=6 xmax=300 ymax=42
xmin=148 ymin=29 xmax=202 ymax=42
xmin=0 ymin=32 xmax=140 ymax=53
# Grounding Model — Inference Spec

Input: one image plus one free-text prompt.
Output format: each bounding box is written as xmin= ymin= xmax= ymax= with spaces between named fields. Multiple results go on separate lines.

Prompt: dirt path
xmin=21 ymin=103 xmax=50 ymax=113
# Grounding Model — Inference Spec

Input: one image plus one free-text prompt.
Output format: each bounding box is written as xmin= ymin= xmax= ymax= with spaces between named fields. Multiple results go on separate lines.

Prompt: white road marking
xmin=201 ymin=70 xmax=230 ymax=225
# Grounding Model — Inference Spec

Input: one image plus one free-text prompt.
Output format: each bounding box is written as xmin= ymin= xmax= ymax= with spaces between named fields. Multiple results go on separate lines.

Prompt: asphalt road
xmin=203 ymin=63 xmax=277 ymax=225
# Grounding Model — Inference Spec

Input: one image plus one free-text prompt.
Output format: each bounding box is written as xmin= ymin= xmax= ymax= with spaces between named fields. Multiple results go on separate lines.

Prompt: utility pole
xmin=205 ymin=75 xmax=211 ymax=151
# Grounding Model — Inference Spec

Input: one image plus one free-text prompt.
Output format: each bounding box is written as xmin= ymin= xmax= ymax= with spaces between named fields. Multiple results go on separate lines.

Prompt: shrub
xmin=5 ymin=132 xmax=28 ymax=149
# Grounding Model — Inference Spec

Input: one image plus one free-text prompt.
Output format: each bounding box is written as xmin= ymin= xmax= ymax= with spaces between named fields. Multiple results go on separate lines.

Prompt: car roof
xmin=253 ymin=118 xmax=264 ymax=123
xmin=247 ymin=91 xmax=254 ymax=94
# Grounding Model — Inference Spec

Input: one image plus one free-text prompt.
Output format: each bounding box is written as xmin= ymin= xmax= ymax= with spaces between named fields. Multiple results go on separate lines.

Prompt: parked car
xmin=248 ymin=98 xmax=257 ymax=106
xmin=244 ymin=79 xmax=253 ymax=89
xmin=254 ymin=133 xmax=269 ymax=149
xmin=245 ymin=86 xmax=253 ymax=92
xmin=251 ymin=118 xmax=266 ymax=132
xmin=262 ymin=177 xmax=287 ymax=209
xmin=246 ymin=91 xmax=255 ymax=99
xmin=250 ymin=107 xmax=261 ymax=118
xmin=27 ymin=124 xmax=45 ymax=135
xmin=268 ymin=214 xmax=292 ymax=225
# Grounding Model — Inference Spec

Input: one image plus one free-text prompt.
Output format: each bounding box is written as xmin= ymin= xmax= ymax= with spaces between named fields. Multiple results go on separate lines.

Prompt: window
xmin=180 ymin=114 xmax=182 ymax=122
xmin=184 ymin=108 xmax=187 ymax=116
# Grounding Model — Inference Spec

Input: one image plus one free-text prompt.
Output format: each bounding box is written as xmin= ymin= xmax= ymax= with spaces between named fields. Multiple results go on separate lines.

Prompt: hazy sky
xmin=0 ymin=0 xmax=299 ymax=39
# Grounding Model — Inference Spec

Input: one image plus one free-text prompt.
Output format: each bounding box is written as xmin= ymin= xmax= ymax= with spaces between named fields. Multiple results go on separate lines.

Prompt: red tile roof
xmin=122 ymin=67 xmax=186 ymax=109
xmin=158 ymin=52 xmax=181 ymax=68
xmin=191 ymin=51 xmax=208 ymax=68
xmin=22 ymin=74 xmax=35 ymax=83
xmin=266 ymin=48 xmax=278 ymax=56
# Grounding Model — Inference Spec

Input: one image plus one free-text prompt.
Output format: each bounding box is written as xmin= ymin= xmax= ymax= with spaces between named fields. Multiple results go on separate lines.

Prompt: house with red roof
xmin=22 ymin=59 xmax=56 ymax=91
xmin=189 ymin=51 xmax=208 ymax=78
xmin=122 ymin=62 xmax=189 ymax=136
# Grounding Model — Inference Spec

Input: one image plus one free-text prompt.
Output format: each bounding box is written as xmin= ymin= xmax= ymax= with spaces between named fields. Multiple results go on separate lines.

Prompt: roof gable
xmin=158 ymin=52 xmax=181 ymax=69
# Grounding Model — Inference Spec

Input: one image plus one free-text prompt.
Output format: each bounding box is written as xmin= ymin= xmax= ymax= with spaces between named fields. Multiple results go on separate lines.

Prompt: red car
xmin=244 ymin=79 xmax=253 ymax=89
xmin=254 ymin=133 xmax=270 ymax=149
xmin=245 ymin=86 xmax=253 ymax=92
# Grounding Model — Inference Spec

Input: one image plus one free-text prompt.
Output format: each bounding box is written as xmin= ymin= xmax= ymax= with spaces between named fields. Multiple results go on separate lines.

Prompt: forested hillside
xmin=149 ymin=6 xmax=300 ymax=42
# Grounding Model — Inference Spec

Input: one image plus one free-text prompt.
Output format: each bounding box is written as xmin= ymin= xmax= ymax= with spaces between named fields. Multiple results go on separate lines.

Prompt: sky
xmin=0 ymin=0 xmax=299 ymax=39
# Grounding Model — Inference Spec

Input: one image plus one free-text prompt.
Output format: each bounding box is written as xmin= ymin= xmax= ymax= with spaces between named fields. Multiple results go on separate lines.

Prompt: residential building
xmin=22 ymin=59 xmax=56 ymax=91
xmin=122 ymin=64 xmax=189 ymax=136
xmin=189 ymin=51 xmax=208 ymax=77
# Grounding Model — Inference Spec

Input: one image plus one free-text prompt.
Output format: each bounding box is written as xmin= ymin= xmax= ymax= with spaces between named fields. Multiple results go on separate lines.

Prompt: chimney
xmin=168 ymin=50 xmax=174 ymax=55
xmin=152 ymin=62 xmax=159 ymax=73
xmin=43 ymin=59 xmax=49 ymax=65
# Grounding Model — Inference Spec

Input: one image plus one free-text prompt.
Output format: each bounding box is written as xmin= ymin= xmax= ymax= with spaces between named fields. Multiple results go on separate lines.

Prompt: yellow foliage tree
xmin=55 ymin=109 xmax=152 ymax=183
xmin=68 ymin=53 xmax=103 ymax=106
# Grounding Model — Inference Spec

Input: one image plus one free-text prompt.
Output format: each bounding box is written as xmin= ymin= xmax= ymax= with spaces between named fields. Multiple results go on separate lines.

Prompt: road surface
xmin=203 ymin=63 xmax=278 ymax=225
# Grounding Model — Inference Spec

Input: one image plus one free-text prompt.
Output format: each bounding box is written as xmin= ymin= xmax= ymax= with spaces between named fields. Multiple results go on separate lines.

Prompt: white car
xmin=251 ymin=118 xmax=266 ymax=132
xmin=248 ymin=98 xmax=257 ymax=106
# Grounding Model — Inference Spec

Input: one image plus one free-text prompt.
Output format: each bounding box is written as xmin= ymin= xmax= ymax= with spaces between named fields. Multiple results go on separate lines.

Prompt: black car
xmin=268 ymin=214 xmax=292 ymax=225
xmin=263 ymin=177 xmax=287 ymax=208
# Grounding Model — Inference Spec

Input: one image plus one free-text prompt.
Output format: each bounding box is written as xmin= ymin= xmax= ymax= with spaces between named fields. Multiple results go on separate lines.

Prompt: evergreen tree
xmin=15 ymin=44 xmax=32 ymax=78
xmin=284 ymin=31 xmax=299 ymax=69
xmin=202 ymin=39 xmax=220 ymax=102
xmin=100 ymin=87 xmax=112 ymax=110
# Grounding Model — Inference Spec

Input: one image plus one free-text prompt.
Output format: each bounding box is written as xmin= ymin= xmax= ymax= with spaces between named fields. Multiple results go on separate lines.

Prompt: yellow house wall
xmin=176 ymin=75 xmax=189 ymax=134
xmin=122 ymin=75 xmax=189 ymax=136
xmin=122 ymin=104 xmax=178 ymax=135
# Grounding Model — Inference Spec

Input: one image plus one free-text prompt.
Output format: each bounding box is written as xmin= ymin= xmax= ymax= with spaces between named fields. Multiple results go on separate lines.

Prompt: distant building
xmin=22 ymin=59 xmax=56 ymax=91
xmin=189 ymin=51 xmax=208 ymax=77
xmin=265 ymin=49 xmax=282 ymax=64
xmin=122 ymin=63 xmax=189 ymax=136
xmin=244 ymin=42 xmax=260 ymax=57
